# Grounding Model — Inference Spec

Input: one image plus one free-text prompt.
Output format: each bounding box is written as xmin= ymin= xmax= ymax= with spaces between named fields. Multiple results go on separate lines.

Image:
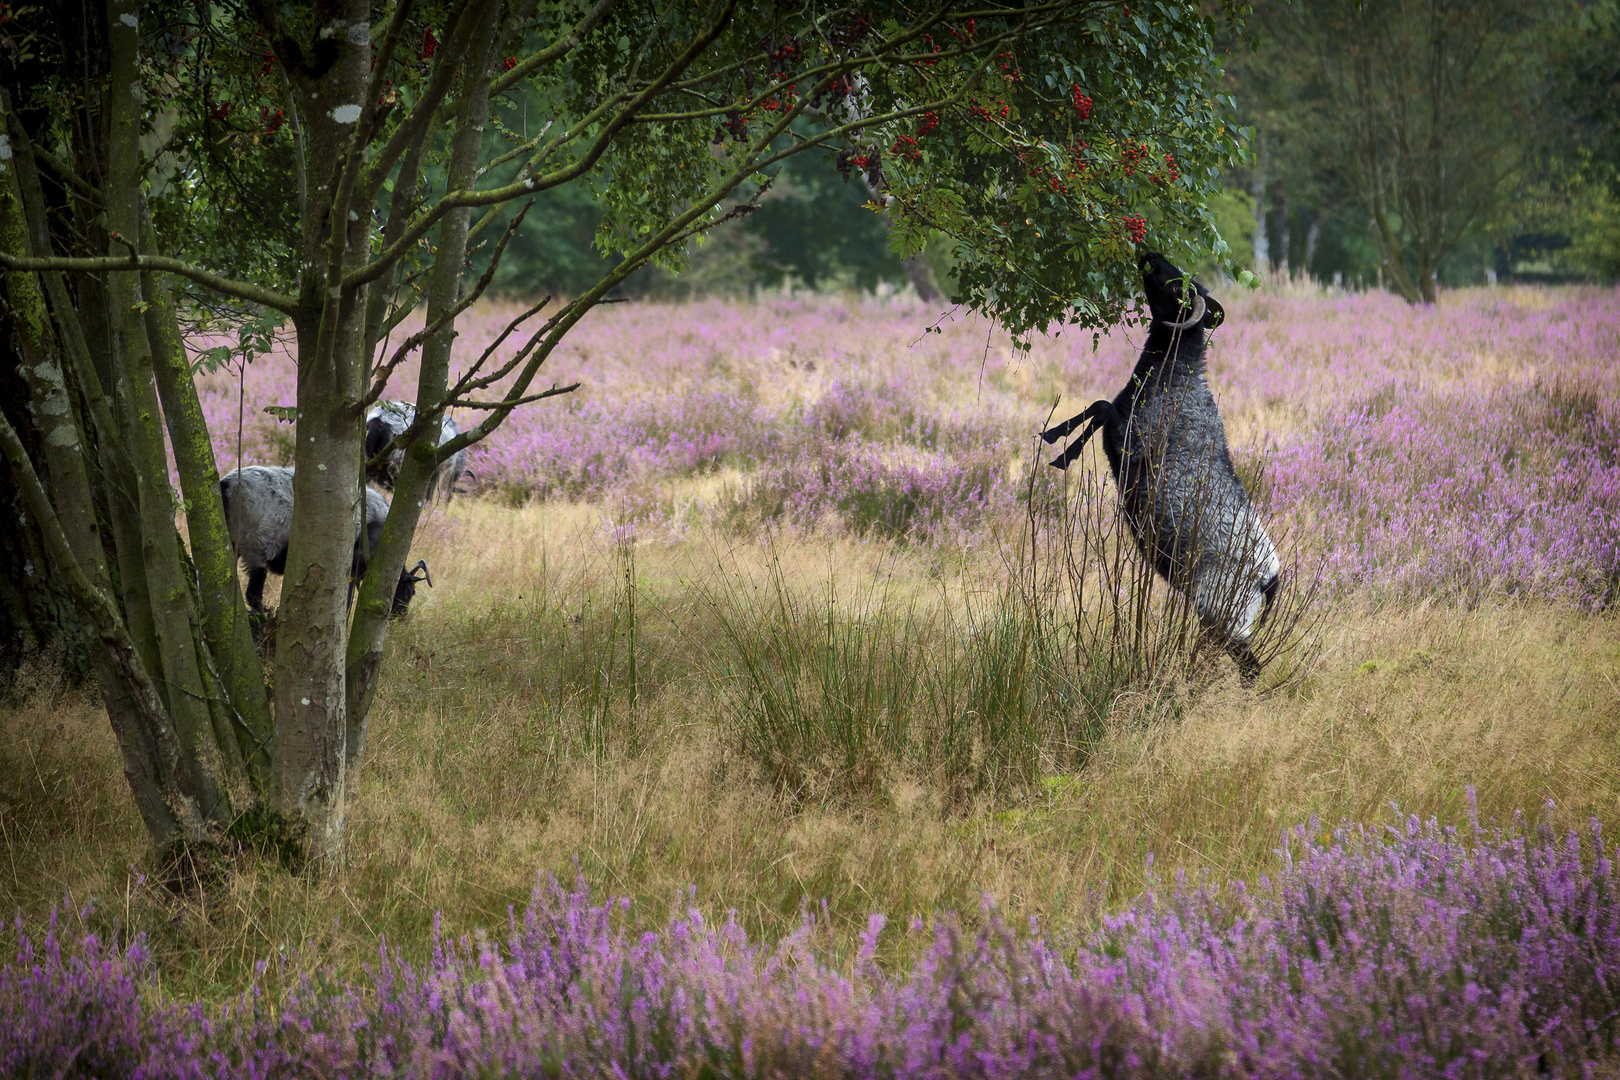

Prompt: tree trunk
xmin=106 ymin=0 xmax=237 ymax=825
xmin=902 ymin=255 xmax=940 ymax=302
xmin=141 ymin=219 xmax=274 ymax=786
xmin=0 ymin=325 xmax=86 ymax=685
xmin=1273 ymin=176 xmax=1289 ymax=276
xmin=0 ymin=160 xmax=202 ymax=851
xmin=272 ymin=0 xmax=374 ymax=863
xmin=1250 ymin=133 xmax=1269 ymax=271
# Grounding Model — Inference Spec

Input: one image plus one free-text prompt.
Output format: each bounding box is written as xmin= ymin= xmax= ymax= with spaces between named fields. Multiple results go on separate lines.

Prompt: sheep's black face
xmin=390 ymin=559 xmax=433 ymax=617
xmin=391 ymin=575 xmax=418 ymax=616
xmin=1139 ymin=252 xmax=1224 ymax=331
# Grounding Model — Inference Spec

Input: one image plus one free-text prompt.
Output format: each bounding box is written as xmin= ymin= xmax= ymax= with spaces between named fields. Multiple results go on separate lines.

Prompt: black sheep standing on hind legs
xmin=1041 ymin=252 xmax=1280 ymax=683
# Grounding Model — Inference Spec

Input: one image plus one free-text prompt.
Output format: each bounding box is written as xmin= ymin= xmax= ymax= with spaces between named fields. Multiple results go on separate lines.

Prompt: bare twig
xmin=448 ymin=381 xmax=581 ymax=409
xmin=360 ymin=200 xmax=534 ymax=410
xmin=0 ymin=250 xmax=298 ymax=315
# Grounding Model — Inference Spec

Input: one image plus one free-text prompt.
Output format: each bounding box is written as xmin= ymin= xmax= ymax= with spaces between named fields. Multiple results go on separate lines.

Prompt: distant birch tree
xmin=1254 ymin=0 xmax=1556 ymax=302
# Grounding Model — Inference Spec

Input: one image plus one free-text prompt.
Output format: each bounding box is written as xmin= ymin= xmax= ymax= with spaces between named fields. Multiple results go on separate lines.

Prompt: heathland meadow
xmin=4 ymin=284 xmax=1620 ymax=1074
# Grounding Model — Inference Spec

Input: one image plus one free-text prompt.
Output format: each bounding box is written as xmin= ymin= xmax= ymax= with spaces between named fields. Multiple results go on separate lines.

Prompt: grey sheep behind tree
xmin=219 ymin=466 xmax=430 ymax=616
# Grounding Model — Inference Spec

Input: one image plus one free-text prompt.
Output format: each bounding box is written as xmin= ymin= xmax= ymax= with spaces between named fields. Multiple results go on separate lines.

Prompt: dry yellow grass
xmin=2 ymin=498 xmax=1616 ymax=998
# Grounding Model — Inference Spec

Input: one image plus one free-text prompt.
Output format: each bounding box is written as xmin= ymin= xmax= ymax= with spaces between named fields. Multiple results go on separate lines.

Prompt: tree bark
xmin=272 ymin=0 xmax=375 ymax=863
xmin=141 ymin=216 xmax=274 ymax=786
xmin=0 ymin=326 xmax=85 ymax=684
xmin=0 ymin=164 xmax=199 ymax=850
xmin=106 ymin=0 xmax=236 ymax=825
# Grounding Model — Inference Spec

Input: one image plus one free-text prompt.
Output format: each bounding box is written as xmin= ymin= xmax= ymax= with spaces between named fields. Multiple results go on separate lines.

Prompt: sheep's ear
xmin=1201 ymin=296 xmax=1225 ymax=329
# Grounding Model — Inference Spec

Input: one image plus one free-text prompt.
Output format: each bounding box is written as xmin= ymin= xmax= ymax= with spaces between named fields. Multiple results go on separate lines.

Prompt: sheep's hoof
xmin=250 ymin=608 xmax=277 ymax=654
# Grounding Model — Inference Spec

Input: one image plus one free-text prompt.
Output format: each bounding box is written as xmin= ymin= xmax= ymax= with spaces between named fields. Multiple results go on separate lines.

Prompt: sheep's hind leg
xmin=1229 ymin=642 xmax=1261 ymax=686
xmin=245 ymin=567 xmax=268 ymax=613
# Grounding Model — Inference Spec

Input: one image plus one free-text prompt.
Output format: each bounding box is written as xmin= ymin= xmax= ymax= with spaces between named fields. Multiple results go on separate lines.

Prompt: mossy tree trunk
xmin=0 ymin=327 xmax=85 ymax=685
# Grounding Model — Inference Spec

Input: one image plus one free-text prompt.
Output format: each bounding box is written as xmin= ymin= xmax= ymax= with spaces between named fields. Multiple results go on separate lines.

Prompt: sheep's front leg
xmin=1042 ymin=400 xmax=1122 ymax=470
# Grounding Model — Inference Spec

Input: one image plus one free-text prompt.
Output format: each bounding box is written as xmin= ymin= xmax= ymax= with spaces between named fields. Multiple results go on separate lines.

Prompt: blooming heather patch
xmin=191 ymin=287 xmax=1620 ymax=602
xmin=5 ymin=808 xmax=1618 ymax=1076
xmin=1264 ymin=379 xmax=1620 ymax=604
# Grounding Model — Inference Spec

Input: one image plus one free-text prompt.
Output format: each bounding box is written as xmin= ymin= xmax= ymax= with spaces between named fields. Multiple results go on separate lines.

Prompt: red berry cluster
xmin=721 ymin=112 xmax=749 ymax=141
xmin=996 ymin=52 xmax=1022 ymax=83
xmin=1121 ymin=142 xmax=1149 ymax=177
xmin=1070 ymin=85 xmax=1092 ymax=120
xmin=768 ymin=36 xmax=801 ymax=80
xmin=1069 ymin=138 xmax=1089 ymax=172
xmin=502 ymin=57 xmax=517 ymax=72
xmin=836 ymin=146 xmax=882 ymax=185
xmin=968 ymin=96 xmax=1010 ymax=122
xmin=208 ymin=99 xmax=233 ymax=120
xmin=1151 ymin=153 xmax=1180 ymax=185
xmin=915 ymin=34 xmax=939 ymax=67
xmin=830 ymin=11 xmax=871 ymax=48
xmin=950 ymin=19 xmax=976 ymax=42
xmin=419 ymin=27 xmax=438 ymax=60
xmin=892 ymin=134 xmax=921 ymax=161
xmin=260 ymin=50 xmax=274 ymax=76
xmin=260 ymin=105 xmax=284 ymax=133
xmin=1124 ymin=214 xmax=1147 ymax=243
xmin=917 ymin=110 xmax=939 ymax=137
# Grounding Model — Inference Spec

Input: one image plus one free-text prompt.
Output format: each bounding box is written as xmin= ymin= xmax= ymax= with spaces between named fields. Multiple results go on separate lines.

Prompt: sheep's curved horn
xmin=1162 ymin=292 xmax=1206 ymax=330
xmin=410 ymin=559 xmax=433 ymax=588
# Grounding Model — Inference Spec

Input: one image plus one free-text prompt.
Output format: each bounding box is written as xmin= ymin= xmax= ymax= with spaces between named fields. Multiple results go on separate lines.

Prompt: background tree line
xmin=1223 ymin=0 xmax=1620 ymax=300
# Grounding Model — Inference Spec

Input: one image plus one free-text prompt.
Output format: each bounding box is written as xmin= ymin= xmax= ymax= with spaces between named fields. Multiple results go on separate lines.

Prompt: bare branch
xmin=444 ymin=299 xmax=571 ymax=400
xmin=30 ymin=144 xmax=100 ymax=203
xmin=0 ymin=250 xmax=298 ymax=315
xmin=443 ymin=293 xmax=553 ymax=400
xmin=448 ymin=381 xmax=580 ymax=410
xmin=359 ymin=200 xmax=533 ymax=410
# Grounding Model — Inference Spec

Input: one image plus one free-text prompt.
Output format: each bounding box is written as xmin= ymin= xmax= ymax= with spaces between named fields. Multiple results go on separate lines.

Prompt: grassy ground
xmin=3 ymin=496 xmax=1616 ymax=1000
